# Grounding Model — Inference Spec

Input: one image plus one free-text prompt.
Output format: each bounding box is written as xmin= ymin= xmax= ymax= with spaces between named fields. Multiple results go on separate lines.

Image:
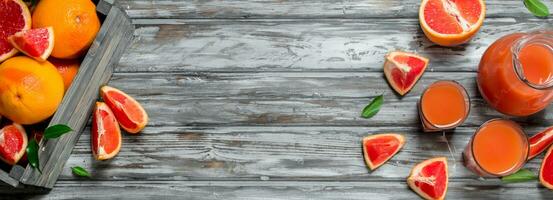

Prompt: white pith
xmin=96 ymin=109 xmax=108 ymax=157
xmin=408 ymin=157 xmax=448 ymax=200
xmin=442 ymin=0 xmax=472 ymax=32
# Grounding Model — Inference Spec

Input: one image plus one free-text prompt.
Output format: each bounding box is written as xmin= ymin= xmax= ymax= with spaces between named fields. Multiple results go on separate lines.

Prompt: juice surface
xmin=421 ymin=81 xmax=467 ymax=127
xmin=519 ymin=43 xmax=553 ymax=85
xmin=473 ymin=120 xmax=526 ymax=175
xmin=477 ymin=33 xmax=553 ymax=116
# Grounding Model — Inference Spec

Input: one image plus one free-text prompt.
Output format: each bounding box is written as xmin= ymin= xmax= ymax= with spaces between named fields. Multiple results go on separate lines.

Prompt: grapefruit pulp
xmin=0 ymin=0 xmax=31 ymax=62
xmin=362 ymin=133 xmax=405 ymax=170
xmin=0 ymin=123 xmax=28 ymax=165
xmin=407 ymin=157 xmax=448 ymax=200
xmin=540 ymin=146 xmax=553 ymax=190
xmin=383 ymin=51 xmax=429 ymax=96
xmin=8 ymin=27 xmax=55 ymax=61
xmin=529 ymin=126 xmax=553 ymax=160
xmin=419 ymin=0 xmax=485 ymax=46
xmin=92 ymin=102 xmax=122 ymax=160
xmin=101 ymin=86 xmax=148 ymax=134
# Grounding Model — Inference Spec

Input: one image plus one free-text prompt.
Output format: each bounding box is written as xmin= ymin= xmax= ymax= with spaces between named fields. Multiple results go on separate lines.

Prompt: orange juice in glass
xmin=463 ymin=119 xmax=529 ymax=177
xmin=478 ymin=31 xmax=553 ymax=116
xmin=418 ymin=80 xmax=470 ymax=132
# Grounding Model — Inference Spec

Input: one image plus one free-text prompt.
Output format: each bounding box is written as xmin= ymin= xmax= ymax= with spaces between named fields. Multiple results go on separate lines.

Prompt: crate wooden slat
xmin=0 ymin=1 xmax=134 ymax=193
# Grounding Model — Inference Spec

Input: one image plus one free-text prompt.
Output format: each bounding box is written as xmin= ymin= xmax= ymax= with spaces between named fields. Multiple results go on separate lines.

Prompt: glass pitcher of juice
xmin=477 ymin=30 xmax=553 ymax=117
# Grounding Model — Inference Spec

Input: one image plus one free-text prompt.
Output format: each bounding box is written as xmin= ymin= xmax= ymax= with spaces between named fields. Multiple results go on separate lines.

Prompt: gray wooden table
xmin=8 ymin=0 xmax=553 ymax=199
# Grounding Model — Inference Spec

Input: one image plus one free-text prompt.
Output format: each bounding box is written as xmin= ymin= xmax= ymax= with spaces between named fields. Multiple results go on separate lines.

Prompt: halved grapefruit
xmin=383 ymin=51 xmax=429 ymax=96
xmin=362 ymin=133 xmax=405 ymax=170
xmin=92 ymin=102 xmax=122 ymax=160
xmin=540 ymin=146 xmax=553 ymax=190
xmin=529 ymin=126 xmax=553 ymax=160
xmin=8 ymin=27 xmax=55 ymax=61
xmin=0 ymin=123 xmax=28 ymax=165
xmin=419 ymin=0 xmax=486 ymax=46
xmin=0 ymin=0 xmax=31 ymax=62
xmin=407 ymin=157 xmax=448 ymax=200
xmin=101 ymin=86 xmax=148 ymax=134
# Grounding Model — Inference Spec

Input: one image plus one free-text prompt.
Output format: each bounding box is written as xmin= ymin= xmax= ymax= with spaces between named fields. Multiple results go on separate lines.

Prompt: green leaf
xmin=71 ymin=166 xmax=91 ymax=177
xmin=43 ymin=124 xmax=73 ymax=139
xmin=26 ymin=139 xmax=41 ymax=174
xmin=361 ymin=95 xmax=384 ymax=119
xmin=524 ymin=0 xmax=550 ymax=17
xmin=501 ymin=169 xmax=538 ymax=183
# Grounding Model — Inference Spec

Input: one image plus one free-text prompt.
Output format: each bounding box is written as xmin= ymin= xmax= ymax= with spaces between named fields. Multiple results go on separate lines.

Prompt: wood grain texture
xmin=103 ymin=72 xmax=553 ymax=127
xmin=8 ymin=180 xmax=553 ymax=200
xmin=115 ymin=0 xmax=552 ymax=19
xmin=56 ymin=125 xmax=549 ymax=181
xmin=118 ymin=18 xmax=552 ymax=73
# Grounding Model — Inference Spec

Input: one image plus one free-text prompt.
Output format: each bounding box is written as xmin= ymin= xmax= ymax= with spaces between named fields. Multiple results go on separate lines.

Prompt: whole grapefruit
xmin=0 ymin=56 xmax=64 ymax=125
xmin=49 ymin=58 xmax=81 ymax=91
xmin=32 ymin=0 xmax=100 ymax=59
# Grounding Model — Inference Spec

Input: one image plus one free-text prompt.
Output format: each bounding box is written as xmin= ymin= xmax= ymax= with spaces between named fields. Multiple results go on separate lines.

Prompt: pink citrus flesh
xmin=0 ymin=0 xmax=31 ymax=62
xmin=101 ymin=86 xmax=148 ymax=134
xmin=9 ymin=27 xmax=54 ymax=61
xmin=0 ymin=123 xmax=28 ymax=165
xmin=383 ymin=51 xmax=429 ymax=96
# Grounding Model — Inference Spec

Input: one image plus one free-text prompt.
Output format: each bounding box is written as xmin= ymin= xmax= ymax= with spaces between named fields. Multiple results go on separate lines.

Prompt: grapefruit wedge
xmin=362 ymin=133 xmax=405 ymax=170
xmin=101 ymin=86 xmax=148 ymax=134
xmin=419 ymin=0 xmax=486 ymax=46
xmin=0 ymin=0 xmax=31 ymax=62
xmin=383 ymin=51 xmax=429 ymax=96
xmin=92 ymin=102 xmax=122 ymax=160
xmin=0 ymin=123 xmax=28 ymax=165
xmin=407 ymin=157 xmax=448 ymax=200
xmin=540 ymin=146 xmax=553 ymax=190
xmin=529 ymin=126 xmax=553 ymax=160
xmin=9 ymin=27 xmax=55 ymax=61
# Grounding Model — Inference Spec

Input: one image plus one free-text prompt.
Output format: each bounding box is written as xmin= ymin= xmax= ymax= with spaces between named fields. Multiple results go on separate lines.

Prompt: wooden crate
xmin=0 ymin=0 xmax=134 ymax=193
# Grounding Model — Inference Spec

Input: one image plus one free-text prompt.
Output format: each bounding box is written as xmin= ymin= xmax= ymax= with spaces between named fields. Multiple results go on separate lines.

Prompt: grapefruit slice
xmin=383 ymin=51 xmax=429 ymax=96
xmin=419 ymin=0 xmax=485 ymax=46
xmin=92 ymin=102 xmax=122 ymax=160
xmin=101 ymin=86 xmax=148 ymax=134
xmin=407 ymin=157 xmax=448 ymax=200
xmin=0 ymin=123 xmax=28 ymax=165
xmin=0 ymin=0 xmax=31 ymax=62
xmin=529 ymin=126 xmax=553 ymax=160
xmin=362 ymin=133 xmax=405 ymax=170
xmin=540 ymin=146 xmax=553 ymax=190
xmin=8 ymin=27 xmax=55 ymax=61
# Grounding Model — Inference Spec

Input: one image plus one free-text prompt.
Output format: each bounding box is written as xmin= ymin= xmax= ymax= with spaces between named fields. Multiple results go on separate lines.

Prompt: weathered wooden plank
xmin=55 ymin=126 xmax=547 ymax=181
xmin=116 ymin=0 xmax=547 ymax=19
xmin=11 ymin=180 xmax=553 ymax=200
xmin=103 ymin=72 xmax=553 ymax=127
xmin=118 ymin=18 xmax=552 ymax=73
xmin=19 ymin=7 xmax=134 ymax=189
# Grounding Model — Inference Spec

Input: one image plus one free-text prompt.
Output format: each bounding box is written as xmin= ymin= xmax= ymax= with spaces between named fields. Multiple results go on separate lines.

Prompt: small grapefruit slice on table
xmin=101 ymin=86 xmax=148 ymax=134
xmin=419 ymin=0 xmax=486 ymax=46
xmin=0 ymin=123 xmax=28 ymax=165
xmin=8 ymin=27 xmax=55 ymax=62
xmin=407 ymin=157 xmax=448 ymax=200
xmin=529 ymin=126 xmax=553 ymax=160
xmin=383 ymin=51 xmax=429 ymax=96
xmin=92 ymin=102 xmax=122 ymax=160
xmin=362 ymin=133 xmax=405 ymax=170
xmin=0 ymin=0 xmax=31 ymax=62
xmin=540 ymin=146 xmax=553 ymax=190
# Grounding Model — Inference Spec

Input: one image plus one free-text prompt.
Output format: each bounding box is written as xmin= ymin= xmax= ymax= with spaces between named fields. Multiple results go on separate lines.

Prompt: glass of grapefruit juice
xmin=478 ymin=31 xmax=553 ymax=116
xmin=463 ymin=119 xmax=529 ymax=177
xmin=418 ymin=80 xmax=470 ymax=132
